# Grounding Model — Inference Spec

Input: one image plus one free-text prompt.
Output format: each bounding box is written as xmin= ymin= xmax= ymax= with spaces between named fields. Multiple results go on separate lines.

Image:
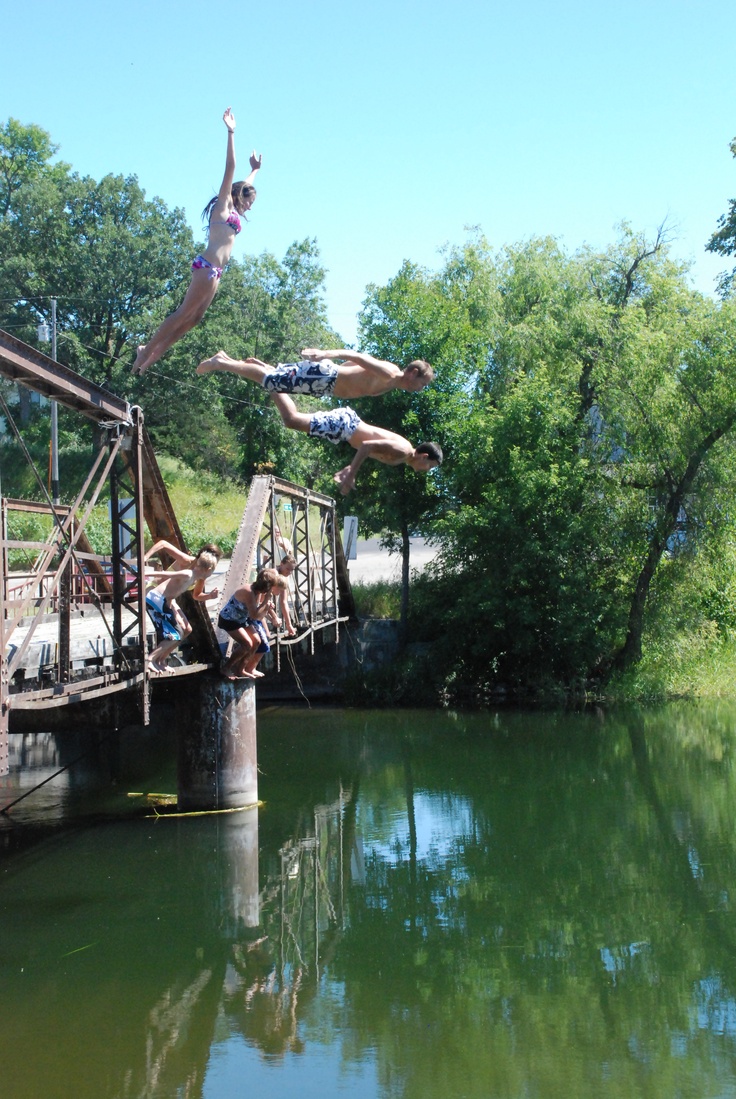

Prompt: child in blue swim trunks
xmin=197 ymin=348 xmax=434 ymax=398
xmin=144 ymin=547 xmax=220 ymax=674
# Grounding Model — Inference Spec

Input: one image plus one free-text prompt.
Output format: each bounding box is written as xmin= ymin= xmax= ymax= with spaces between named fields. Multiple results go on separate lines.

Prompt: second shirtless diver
xmin=197 ymin=347 xmax=434 ymax=399
xmin=269 ymin=393 xmax=443 ymax=495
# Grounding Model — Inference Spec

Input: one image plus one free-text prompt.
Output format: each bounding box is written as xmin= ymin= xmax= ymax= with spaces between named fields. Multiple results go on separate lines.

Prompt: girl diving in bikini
xmin=131 ymin=107 xmax=261 ymax=376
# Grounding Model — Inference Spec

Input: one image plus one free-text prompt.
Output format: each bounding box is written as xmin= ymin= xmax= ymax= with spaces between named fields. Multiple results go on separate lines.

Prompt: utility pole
xmin=37 ymin=297 xmax=59 ymax=504
xmin=50 ymin=298 xmax=59 ymax=505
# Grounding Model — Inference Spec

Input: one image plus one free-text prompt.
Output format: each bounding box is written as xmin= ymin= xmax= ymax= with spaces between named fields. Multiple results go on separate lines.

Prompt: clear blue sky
xmin=2 ymin=0 xmax=735 ymax=344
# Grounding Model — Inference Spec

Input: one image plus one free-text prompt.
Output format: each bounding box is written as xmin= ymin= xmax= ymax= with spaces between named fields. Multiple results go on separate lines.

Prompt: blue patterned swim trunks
xmin=308 ymin=406 xmax=361 ymax=444
xmin=263 ymin=360 xmax=339 ymax=396
xmin=146 ymin=589 xmax=180 ymax=641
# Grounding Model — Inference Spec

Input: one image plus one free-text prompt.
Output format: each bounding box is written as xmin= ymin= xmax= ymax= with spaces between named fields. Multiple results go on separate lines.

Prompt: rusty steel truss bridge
xmin=0 ymin=329 xmax=356 ymax=776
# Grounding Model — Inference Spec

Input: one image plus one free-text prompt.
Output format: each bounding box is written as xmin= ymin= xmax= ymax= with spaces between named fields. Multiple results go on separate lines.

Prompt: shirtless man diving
xmin=196 ymin=347 xmax=434 ymax=399
xmin=268 ymin=393 xmax=443 ymax=495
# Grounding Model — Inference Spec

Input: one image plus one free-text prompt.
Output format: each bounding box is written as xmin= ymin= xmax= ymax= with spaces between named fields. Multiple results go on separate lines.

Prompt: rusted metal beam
xmin=119 ymin=423 xmax=221 ymax=668
xmin=270 ymin=477 xmax=335 ymax=508
xmin=7 ymin=661 xmax=215 ymax=709
xmin=0 ymin=329 xmax=132 ymax=424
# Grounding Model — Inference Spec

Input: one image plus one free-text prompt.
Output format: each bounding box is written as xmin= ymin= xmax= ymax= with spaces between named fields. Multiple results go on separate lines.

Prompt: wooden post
xmin=176 ymin=676 xmax=258 ymax=811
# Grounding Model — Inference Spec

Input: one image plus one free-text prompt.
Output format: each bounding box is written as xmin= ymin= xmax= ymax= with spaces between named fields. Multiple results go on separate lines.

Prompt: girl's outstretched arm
xmin=243 ymin=149 xmax=262 ymax=189
xmin=217 ymin=107 xmax=237 ymax=202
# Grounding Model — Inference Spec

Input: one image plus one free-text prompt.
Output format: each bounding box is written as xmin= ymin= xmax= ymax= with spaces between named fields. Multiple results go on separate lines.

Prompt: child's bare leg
xmin=241 ymin=649 xmax=266 ymax=677
xmin=196 ymin=352 xmax=269 ymax=381
xmin=148 ymin=638 xmax=180 ymax=673
xmin=132 ymin=271 xmax=217 ymax=375
xmin=222 ymin=630 xmax=257 ymax=678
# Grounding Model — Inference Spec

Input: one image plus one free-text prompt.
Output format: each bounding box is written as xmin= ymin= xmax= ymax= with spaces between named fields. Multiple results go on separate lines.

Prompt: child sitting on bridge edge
xmin=143 ymin=546 xmax=220 ymax=675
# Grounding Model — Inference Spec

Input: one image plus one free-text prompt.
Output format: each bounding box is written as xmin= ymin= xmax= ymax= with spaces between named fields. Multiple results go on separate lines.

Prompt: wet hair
xmin=252 ymin=567 xmax=279 ymax=594
xmin=279 ymin=553 xmax=296 ymax=568
xmin=415 ymin=442 xmax=443 ymax=465
xmin=405 ymin=359 xmax=434 ymax=381
xmin=271 ymin=575 xmax=289 ymax=591
xmin=196 ymin=542 xmax=222 ymax=561
xmin=201 ymin=182 xmax=257 ymax=225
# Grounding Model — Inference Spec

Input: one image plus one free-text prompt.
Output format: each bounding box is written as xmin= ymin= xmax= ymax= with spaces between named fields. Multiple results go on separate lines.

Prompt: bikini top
xmin=210 ymin=211 xmax=241 ymax=237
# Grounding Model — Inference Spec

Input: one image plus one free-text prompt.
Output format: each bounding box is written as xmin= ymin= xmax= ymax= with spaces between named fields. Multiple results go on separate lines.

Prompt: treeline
xmin=3 ymin=118 xmax=736 ymax=699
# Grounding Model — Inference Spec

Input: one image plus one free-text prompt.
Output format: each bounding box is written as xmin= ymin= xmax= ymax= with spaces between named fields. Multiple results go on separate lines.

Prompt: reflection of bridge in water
xmin=0 ymin=749 xmax=359 ymax=1097
xmin=0 ymin=328 xmax=356 ymax=804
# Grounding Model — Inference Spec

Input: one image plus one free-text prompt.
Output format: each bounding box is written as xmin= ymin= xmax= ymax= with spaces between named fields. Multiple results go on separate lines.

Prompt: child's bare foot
xmin=250 ymin=669 xmax=265 ymax=678
xmin=196 ymin=350 xmax=235 ymax=375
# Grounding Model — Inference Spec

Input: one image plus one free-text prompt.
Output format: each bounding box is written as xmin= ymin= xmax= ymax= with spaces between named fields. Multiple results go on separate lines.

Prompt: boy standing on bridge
xmin=144 ymin=547 xmax=220 ymax=674
xmin=197 ymin=348 xmax=434 ymax=398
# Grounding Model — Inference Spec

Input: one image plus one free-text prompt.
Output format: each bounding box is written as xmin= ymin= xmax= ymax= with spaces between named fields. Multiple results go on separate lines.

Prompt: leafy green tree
xmin=350 ymin=251 xmax=484 ymax=628
xmin=401 ymin=229 xmax=736 ymax=694
xmin=0 ymin=117 xmax=61 ymax=217
xmin=707 ymin=136 xmax=736 ymax=296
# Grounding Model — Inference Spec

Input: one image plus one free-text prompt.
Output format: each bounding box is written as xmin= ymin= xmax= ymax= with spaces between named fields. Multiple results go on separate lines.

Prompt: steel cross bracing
xmin=216 ymin=476 xmax=355 ymax=670
xmin=0 ymin=330 xmax=215 ymax=772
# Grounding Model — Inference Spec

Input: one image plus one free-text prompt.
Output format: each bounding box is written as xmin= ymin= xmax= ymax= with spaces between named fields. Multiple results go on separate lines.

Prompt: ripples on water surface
xmin=2 ymin=702 xmax=736 ymax=1098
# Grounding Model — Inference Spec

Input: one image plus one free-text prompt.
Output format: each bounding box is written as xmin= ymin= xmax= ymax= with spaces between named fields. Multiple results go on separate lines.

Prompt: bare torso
xmin=347 ymin=421 xmax=415 ymax=462
xmin=202 ymin=210 xmax=238 ymax=267
xmin=332 ymin=364 xmax=402 ymax=399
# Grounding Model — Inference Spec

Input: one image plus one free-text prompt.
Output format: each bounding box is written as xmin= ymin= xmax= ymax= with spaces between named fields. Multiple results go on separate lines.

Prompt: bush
xmin=350 ymin=580 xmax=401 ymax=619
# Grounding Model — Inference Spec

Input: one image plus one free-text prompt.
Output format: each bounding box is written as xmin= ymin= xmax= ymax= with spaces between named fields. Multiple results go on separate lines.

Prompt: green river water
xmin=2 ymin=701 xmax=736 ymax=1098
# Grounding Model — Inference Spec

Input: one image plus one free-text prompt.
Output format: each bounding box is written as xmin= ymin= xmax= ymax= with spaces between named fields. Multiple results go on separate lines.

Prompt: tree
xmin=0 ymin=117 xmax=61 ymax=217
xmin=405 ymin=229 xmax=736 ymax=694
xmin=351 ymin=249 xmax=484 ymax=630
xmin=707 ymin=136 xmax=736 ymax=296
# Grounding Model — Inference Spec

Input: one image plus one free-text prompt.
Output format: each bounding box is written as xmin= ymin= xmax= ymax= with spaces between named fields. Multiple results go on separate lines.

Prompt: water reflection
xmin=2 ymin=703 xmax=736 ymax=1097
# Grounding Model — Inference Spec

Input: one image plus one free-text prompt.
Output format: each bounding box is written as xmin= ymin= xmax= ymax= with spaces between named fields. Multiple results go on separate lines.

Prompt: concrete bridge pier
xmin=176 ymin=677 xmax=258 ymax=811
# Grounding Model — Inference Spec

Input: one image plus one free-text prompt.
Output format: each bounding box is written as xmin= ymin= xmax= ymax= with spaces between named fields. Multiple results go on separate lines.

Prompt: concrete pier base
xmin=176 ymin=676 xmax=258 ymax=811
